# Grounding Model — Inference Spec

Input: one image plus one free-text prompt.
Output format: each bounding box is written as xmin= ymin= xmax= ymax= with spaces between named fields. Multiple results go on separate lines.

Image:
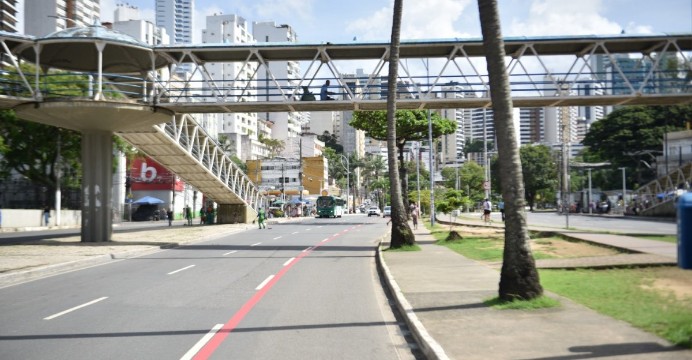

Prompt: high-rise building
xmin=202 ymin=14 xmax=262 ymax=160
xmin=111 ymin=4 xmax=169 ymax=46
xmin=439 ymin=82 xmax=469 ymax=165
xmin=24 ymin=0 xmax=100 ymax=37
xmin=155 ymin=0 xmax=193 ymax=44
xmin=519 ymin=107 xmax=543 ymax=145
xmin=252 ymin=21 xmax=304 ymax=142
xmin=0 ymin=0 xmax=18 ymax=33
xmin=340 ymin=72 xmax=366 ymax=158
xmin=156 ymin=0 xmax=193 ymax=75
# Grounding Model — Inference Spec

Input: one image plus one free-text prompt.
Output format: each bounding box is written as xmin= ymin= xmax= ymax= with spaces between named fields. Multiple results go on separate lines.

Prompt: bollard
xmin=677 ymin=192 xmax=692 ymax=269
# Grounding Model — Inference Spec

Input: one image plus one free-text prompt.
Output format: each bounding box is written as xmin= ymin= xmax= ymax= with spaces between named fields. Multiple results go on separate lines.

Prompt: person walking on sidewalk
xmin=411 ymin=204 xmax=419 ymax=230
xmin=166 ymin=208 xmax=173 ymax=226
xmin=498 ymin=200 xmax=505 ymax=221
xmin=483 ymin=198 xmax=492 ymax=224
xmin=42 ymin=206 xmax=50 ymax=226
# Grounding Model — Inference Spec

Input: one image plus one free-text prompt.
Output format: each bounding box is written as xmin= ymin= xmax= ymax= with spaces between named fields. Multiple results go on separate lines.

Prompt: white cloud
xmin=253 ymin=0 xmax=315 ymax=23
xmin=507 ymin=0 xmax=623 ymax=36
xmin=346 ymin=0 xmax=473 ymax=41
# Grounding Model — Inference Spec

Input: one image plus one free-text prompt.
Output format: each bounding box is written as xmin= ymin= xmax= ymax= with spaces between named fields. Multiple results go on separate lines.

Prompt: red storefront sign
xmin=130 ymin=158 xmax=183 ymax=191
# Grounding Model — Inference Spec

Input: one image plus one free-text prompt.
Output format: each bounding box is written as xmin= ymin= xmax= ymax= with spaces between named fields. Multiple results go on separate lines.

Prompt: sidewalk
xmin=379 ymin=224 xmax=691 ymax=360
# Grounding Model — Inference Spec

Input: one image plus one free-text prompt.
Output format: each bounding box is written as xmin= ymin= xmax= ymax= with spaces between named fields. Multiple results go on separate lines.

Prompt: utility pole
xmin=299 ymin=137 xmax=303 ymax=201
xmin=55 ymin=132 xmax=61 ymax=226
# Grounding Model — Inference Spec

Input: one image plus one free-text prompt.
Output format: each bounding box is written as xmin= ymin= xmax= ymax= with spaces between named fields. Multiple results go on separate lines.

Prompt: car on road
xmin=367 ymin=207 xmax=381 ymax=217
xmin=382 ymin=205 xmax=392 ymax=218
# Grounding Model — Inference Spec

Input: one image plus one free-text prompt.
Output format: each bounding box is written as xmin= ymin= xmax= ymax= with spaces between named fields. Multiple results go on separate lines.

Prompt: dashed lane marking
xmin=180 ymin=324 xmax=223 ymax=360
xmin=168 ymin=265 xmax=196 ymax=275
xmin=44 ymin=297 xmax=108 ymax=320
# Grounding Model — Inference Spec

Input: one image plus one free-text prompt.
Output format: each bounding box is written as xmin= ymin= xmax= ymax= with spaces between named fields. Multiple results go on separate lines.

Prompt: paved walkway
xmin=1 ymin=217 xmax=689 ymax=359
xmin=380 ymin=224 xmax=691 ymax=360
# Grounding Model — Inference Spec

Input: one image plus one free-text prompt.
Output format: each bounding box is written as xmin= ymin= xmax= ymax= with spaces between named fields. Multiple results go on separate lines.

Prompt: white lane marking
xmin=168 ymin=265 xmax=195 ymax=275
xmin=273 ymin=236 xmax=282 ymax=240
xmin=302 ymin=247 xmax=313 ymax=252
xmin=223 ymin=250 xmax=238 ymax=256
xmin=291 ymin=231 xmax=299 ymax=235
xmin=44 ymin=297 xmax=108 ymax=320
xmin=256 ymin=275 xmax=275 ymax=290
xmin=306 ymin=228 xmax=312 ymax=231
xmin=180 ymin=324 xmax=223 ymax=360
xmin=318 ymin=226 xmax=323 ymax=228
xmin=251 ymin=242 xmax=262 ymax=247
xmin=283 ymin=257 xmax=295 ymax=266
xmin=321 ymin=238 xmax=329 ymax=243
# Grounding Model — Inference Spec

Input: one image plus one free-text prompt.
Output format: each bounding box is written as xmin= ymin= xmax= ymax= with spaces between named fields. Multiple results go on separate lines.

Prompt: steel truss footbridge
xmin=0 ymin=24 xmax=690 ymax=241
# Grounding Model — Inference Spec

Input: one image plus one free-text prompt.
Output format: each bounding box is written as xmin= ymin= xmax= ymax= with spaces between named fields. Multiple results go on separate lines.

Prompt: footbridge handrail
xmin=119 ymin=114 xmax=263 ymax=212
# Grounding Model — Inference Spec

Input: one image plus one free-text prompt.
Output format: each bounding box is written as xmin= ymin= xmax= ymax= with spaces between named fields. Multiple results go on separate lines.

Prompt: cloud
xmin=507 ymin=0 xmax=623 ymax=36
xmin=346 ymin=0 xmax=473 ymax=41
xmin=253 ymin=0 xmax=315 ymax=22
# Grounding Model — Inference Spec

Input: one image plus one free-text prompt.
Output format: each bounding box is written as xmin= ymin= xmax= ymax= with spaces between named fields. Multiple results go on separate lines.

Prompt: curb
xmin=376 ymin=233 xmax=450 ymax=360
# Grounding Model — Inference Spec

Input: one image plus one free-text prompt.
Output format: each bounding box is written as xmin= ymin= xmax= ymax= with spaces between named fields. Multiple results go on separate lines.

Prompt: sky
xmin=15 ymin=0 xmax=692 ymax=43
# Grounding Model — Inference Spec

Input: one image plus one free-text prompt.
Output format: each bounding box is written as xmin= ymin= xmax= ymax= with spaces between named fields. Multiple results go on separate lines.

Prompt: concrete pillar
xmin=81 ymin=131 xmax=113 ymax=242
xmin=217 ymin=204 xmax=256 ymax=224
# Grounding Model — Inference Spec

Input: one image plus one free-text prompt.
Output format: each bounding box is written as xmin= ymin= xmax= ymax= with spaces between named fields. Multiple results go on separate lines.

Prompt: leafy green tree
xmin=463 ymin=139 xmax=494 ymax=156
xmin=582 ymin=104 xmax=691 ymax=188
xmin=436 ymin=190 xmax=465 ymax=228
xmin=491 ymin=145 xmax=558 ymax=211
xmin=350 ymin=109 xmax=456 ymax=214
xmin=317 ymin=131 xmax=343 ymax=153
xmin=479 ymin=0 xmax=543 ymax=301
xmin=258 ymin=134 xmax=285 ymax=158
xmin=0 ymin=111 xmax=82 ymax=205
xmin=459 ymin=161 xmax=486 ymax=204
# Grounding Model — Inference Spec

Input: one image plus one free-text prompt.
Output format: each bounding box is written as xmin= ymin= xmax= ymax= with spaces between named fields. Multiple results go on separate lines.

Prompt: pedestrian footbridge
xmin=0 ymin=24 xmax=690 ymax=241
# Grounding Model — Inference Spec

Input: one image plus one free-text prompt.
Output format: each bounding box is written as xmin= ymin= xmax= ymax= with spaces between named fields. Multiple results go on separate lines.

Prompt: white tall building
xmin=543 ymin=75 xmax=579 ymax=147
xmin=306 ymin=112 xmax=337 ymax=137
xmin=156 ymin=0 xmax=194 ymax=75
xmin=575 ymin=81 xmax=606 ymax=138
xmin=155 ymin=0 xmax=193 ymax=44
xmin=202 ymin=14 xmax=262 ymax=160
xmin=111 ymin=5 xmax=169 ymax=46
xmin=439 ymin=82 xmax=469 ymax=165
xmin=253 ymin=21 xmax=304 ymax=142
xmin=340 ymin=72 xmax=366 ymax=158
xmin=24 ymin=0 xmax=100 ymax=36
xmin=0 ymin=0 xmax=18 ymax=33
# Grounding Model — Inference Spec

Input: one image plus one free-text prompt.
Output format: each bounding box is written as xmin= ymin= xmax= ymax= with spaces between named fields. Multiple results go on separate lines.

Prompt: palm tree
xmin=386 ymin=0 xmax=415 ymax=247
xmin=477 ymin=0 xmax=542 ymax=300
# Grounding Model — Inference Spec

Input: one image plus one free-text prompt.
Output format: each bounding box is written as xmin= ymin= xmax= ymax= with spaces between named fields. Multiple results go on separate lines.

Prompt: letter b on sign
xmin=141 ymin=162 xmax=157 ymax=181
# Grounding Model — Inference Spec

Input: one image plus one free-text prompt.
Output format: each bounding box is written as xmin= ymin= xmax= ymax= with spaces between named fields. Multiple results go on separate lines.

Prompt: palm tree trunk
xmin=477 ymin=0 xmax=542 ymax=300
xmin=386 ymin=0 xmax=414 ymax=247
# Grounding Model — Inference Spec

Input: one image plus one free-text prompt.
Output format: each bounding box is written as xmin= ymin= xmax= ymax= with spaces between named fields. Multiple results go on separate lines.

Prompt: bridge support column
xmin=217 ymin=204 xmax=257 ymax=224
xmin=81 ymin=131 xmax=113 ymax=242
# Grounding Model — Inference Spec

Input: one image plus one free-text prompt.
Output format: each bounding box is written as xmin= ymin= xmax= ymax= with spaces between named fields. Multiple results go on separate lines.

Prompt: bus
xmin=316 ymin=195 xmax=345 ymax=218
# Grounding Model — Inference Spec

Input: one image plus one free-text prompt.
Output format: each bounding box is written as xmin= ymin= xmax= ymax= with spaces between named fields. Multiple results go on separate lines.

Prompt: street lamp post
xmin=619 ymin=167 xmax=627 ymax=214
xmin=588 ymin=168 xmax=593 ymax=215
xmin=340 ymin=154 xmax=350 ymax=213
xmin=414 ymin=142 xmax=421 ymax=210
xmin=423 ymin=58 xmax=435 ymax=226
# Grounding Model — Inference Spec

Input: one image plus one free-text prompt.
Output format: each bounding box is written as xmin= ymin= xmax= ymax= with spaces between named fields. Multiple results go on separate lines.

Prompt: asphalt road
xmin=456 ymin=211 xmax=677 ymax=235
xmin=0 ymin=216 xmax=418 ymax=359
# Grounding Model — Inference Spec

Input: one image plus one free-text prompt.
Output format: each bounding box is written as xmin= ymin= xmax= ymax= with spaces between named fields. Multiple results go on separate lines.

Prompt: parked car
xmin=382 ymin=205 xmax=392 ymax=218
xmin=367 ymin=207 xmax=381 ymax=217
